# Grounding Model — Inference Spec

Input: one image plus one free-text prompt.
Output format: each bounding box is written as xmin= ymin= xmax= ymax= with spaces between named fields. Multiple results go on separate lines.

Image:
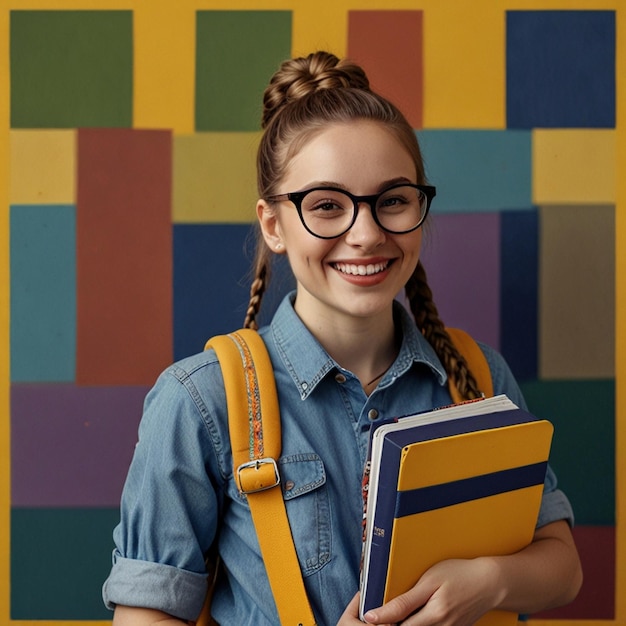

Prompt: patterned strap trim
xmin=229 ymin=331 xmax=264 ymax=460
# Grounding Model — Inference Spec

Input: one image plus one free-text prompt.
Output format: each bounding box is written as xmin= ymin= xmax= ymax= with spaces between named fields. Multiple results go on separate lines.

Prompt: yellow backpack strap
xmin=204 ymin=329 xmax=316 ymax=626
xmin=445 ymin=327 xmax=494 ymax=403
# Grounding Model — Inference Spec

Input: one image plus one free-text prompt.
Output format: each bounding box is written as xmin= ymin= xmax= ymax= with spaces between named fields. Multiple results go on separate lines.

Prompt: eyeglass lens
xmin=299 ymin=186 xmax=428 ymax=238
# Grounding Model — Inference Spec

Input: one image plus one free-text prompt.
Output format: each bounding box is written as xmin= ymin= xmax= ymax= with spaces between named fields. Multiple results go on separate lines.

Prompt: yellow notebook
xmin=360 ymin=395 xmax=553 ymax=624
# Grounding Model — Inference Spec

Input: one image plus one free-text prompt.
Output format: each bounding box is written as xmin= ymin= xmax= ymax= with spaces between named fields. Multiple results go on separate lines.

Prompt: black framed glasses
xmin=266 ymin=183 xmax=436 ymax=239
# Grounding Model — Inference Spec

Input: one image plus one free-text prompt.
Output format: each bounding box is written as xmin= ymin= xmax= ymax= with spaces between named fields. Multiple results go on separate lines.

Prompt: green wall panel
xmin=10 ymin=10 xmax=132 ymax=128
xmin=195 ymin=10 xmax=292 ymax=131
xmin=520 ymin=379 xmax=615 ymax=525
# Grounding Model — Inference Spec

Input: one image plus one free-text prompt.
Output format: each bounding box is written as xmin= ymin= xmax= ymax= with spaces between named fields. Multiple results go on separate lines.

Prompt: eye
xmin=303 ymin=190 xmax=351 ymax=216
xmin=310 ymin=199 xmax=345 ymax=212
xmin=378 ymin=192 xmax=411 ymax=212
xmin=381 ymin=195 xmax=405 ymax=206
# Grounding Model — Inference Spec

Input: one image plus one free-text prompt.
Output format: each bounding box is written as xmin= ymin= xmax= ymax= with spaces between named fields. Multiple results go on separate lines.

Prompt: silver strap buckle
xmin=237 ymin=457 xmax=280 ymax=494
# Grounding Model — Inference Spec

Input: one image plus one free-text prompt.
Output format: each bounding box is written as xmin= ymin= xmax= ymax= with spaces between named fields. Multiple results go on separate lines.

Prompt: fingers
xmin=362 ymin=588 xmax=428 ymax=625
xmin=338 ymin=591 xmax=400 ymax=626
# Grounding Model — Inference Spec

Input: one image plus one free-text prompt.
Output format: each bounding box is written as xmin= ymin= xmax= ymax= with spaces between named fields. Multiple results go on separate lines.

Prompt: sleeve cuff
xmin=102 ymin=554 xmax=208 ymax=621
xmin=537 ymin=488 xmax=575 ymax=529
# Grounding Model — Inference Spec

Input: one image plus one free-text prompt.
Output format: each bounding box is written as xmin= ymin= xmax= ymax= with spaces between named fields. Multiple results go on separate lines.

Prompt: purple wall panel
xmin=11 ymin=383 xmax=147 ymax=507
xmin=421 ymin=213 xmax=501 ymax=348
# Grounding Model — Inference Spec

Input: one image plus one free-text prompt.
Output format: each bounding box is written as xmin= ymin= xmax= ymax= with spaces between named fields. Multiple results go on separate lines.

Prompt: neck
xmin=294 ymin=299 xmax=399 ymax=389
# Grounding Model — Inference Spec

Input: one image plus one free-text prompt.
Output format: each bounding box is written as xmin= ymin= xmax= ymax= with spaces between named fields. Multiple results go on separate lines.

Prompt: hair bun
xmin=261 ymin=51 xmax=370 ymax=128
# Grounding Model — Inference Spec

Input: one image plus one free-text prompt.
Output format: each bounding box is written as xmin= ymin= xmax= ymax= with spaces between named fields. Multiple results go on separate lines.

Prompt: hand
xmin=361 ymin=558 xmax=501 ymax=626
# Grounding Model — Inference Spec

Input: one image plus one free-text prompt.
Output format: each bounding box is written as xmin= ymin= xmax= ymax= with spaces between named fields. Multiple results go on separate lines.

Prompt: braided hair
xmin=405 ymin=262 xmax=482 ymax=399
xmin=244 ymin=51 xmax=482 ymax=401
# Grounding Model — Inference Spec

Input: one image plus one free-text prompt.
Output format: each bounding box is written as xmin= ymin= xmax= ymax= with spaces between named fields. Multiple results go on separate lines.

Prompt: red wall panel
xmin=76 ymin=128 xmax=173 ymax=385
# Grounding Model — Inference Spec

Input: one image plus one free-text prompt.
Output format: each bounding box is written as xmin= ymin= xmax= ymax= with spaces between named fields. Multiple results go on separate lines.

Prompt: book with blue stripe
xmin=359 ymin=395 xmax=553 ymax=624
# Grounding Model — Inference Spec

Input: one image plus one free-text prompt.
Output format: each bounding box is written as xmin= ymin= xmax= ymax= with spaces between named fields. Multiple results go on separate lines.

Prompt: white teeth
xmin=334 ymin=261 xmax=388 ymax=276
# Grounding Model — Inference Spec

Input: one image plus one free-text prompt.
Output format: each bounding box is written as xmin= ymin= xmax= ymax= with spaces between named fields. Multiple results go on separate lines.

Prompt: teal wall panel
xmin=418 ymin=130 xmax=532 ymax=211
xmin=10 ymin=205 xmax=76 ymax=382
xmin=11 ymin=508 xmax=118 ymax=619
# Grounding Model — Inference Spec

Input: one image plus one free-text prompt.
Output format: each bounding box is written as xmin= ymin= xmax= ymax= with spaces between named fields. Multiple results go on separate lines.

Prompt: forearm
xmin=112 ymin=605 xmax=188 ymax=626
xmin=363 ymin=519 xmax=582 ymax=625
xmin=486 ymin=519 xmax=582 ymax=615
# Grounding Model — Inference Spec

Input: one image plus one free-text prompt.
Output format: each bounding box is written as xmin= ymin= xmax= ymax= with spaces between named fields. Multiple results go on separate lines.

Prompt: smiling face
xmin=257 ymin=120 xmax=424 ymax=331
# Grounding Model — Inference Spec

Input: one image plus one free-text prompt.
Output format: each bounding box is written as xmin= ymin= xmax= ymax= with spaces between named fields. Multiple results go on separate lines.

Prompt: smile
xmin=332 ymin=261 xmax=390 ymax=276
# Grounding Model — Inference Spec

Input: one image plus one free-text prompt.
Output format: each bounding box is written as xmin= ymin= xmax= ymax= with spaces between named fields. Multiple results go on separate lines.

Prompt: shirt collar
xmin=391 ymin=302 xmax=448 ymax=386
xmin=267 ymin=292 xmax=448 ymax=400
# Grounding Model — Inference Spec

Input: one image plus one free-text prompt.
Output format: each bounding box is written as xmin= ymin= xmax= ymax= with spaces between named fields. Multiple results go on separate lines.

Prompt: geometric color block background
xmin=1 ymin=1 xmax=624 ymax=624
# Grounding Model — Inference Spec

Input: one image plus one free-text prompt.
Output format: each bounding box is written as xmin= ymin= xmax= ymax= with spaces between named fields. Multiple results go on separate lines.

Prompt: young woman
xmin=103 ymin=51 xmax=582 ymax=625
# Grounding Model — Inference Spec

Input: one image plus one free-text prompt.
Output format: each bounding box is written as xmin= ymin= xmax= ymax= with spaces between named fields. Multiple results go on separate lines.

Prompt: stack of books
xmin=359 ymin=395 xmax=553 ymax=625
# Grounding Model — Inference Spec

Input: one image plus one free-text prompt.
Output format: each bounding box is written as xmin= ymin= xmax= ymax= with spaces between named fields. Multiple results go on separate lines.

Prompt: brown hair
xmin=244 ymin=51 xmax=482 ymax=400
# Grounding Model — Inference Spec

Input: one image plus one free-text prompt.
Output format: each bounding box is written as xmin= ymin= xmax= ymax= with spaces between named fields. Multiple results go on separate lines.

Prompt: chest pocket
xmin=279 ymin=452 xmax=331 ymax=576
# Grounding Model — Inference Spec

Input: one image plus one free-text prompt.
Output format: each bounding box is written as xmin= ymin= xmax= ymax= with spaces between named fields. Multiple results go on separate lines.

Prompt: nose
xmin=344 ymin=202 xmax=386 ymax=248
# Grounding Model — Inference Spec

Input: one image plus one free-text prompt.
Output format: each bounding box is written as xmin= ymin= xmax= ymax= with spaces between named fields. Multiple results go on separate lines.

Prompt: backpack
xmin=197 ymin=327 xmax=493 ymax=625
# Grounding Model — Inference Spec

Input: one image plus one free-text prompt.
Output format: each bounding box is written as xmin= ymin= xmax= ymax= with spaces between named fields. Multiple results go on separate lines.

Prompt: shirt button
xmin=368 ymin=409 xmax=379 ymax=421
xmin=335 ymin=373 xmax=347 ymax=383
xmin=284 ymin=480 xmax=295 ymax=491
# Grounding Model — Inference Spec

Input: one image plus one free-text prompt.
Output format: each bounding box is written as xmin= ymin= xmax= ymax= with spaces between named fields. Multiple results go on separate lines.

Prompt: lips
xmin=332 ymin=260 xmax=390 ymax=276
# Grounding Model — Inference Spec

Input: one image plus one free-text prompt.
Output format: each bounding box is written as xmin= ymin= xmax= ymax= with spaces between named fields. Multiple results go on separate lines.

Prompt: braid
xmin=406 ymin=262 xmax=482 ymax=400
xmin=243 ymin=241 xmax=272 ymax=330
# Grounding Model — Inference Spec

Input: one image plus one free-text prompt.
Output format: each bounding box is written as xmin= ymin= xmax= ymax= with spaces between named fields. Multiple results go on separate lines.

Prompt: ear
xmin=256 ymin=199 xmax=286 ymax=254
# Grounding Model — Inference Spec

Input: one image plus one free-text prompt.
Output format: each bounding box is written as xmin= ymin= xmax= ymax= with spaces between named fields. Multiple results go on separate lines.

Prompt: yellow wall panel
xmin=133 ymin=1 xmax=196 ymax=134
xmin=292 ymin=2 xmax=347 ymax=57
xmin=10 ymin=130 xmax=76 ymax=204
xmin=173 ymin=132 xmax=261 ymax=223
xmin=533 ymin=130 xmax=615 ymax=205
xmin=422 ymin=3 xmax=505 ymax=129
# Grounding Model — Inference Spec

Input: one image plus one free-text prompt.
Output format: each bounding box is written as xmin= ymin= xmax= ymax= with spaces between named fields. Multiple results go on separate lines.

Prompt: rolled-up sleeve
xmin=536 ymin=464 xmax=575 ymax=528
xmin=103 ymin=555 xmax=208 ymax=620
xmin=102 ymin=358 xmax=224 ymax=620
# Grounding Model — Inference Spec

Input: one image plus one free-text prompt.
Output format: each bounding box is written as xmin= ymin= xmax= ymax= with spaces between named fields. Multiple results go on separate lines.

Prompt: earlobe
xmin=256 ymin=199 xmax=285 ymax=253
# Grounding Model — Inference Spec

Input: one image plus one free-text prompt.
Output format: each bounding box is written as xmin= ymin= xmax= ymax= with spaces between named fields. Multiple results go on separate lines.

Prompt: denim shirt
xmin=102 ymin=293 xmax=574 ymax=625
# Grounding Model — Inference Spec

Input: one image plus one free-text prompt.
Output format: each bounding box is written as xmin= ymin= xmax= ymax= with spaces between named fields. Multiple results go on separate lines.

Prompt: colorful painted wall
xmin=1 ymin=1 xmax=624 ymax=624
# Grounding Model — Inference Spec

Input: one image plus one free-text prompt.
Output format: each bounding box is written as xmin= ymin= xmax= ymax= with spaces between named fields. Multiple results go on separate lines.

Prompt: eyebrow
xmin=298 ymin=177 xmax=415 ymax=193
